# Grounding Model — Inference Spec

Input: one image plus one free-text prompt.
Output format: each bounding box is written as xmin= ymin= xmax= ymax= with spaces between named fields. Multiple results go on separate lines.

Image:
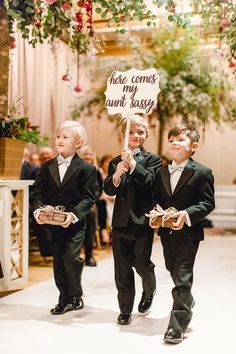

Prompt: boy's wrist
xmin=129 ymin=160 xmax=136 ymax=174
xmin=183 ymin=210 xmax=191 ymax=226
xmin=113 ymin=174 xmax=121 ymax=187
xmin=70 ymin=212 xmax=78 ymax=224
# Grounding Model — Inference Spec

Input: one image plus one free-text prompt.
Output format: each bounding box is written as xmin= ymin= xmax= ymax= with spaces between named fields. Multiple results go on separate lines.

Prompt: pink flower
xmin=229 ymin=61 xmax=235 ymax=68
xmin=47 ymin=0 xmax=58 ymax=5
xmin=36 ymin=7 xmax=44 ymax=15
xmin=74 ymin=84 xmax=82 ymax=93
xmin=220 ymin=18 xmax=229 ymax=28
xmin=61 ymin=2 xmax=71 ymax=10
xmin=62 ymin=74 xmax=71 ymax=81
xmin=9 ymin=36 xmax=16 ymax=49
xmin=78 ymin=1 xmax=85 ymax=7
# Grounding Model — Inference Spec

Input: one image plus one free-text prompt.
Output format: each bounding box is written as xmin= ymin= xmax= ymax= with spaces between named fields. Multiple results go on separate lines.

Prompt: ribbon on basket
xmin=39 ymin=205 xmax=65 ymax=220
xmin=39 ymin=205 xmax=66 ymax=225
xmin=145 ymin=204 xmax=178 ymax=228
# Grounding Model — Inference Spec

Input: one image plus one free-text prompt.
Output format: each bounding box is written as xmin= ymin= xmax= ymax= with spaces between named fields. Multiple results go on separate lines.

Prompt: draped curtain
xmin=8 ymin=33 xmax=79 ymax=145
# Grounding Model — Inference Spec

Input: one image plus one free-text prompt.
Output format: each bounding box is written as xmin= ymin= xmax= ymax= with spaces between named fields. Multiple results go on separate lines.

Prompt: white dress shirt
xmin=57 ymin=154 xmax=78 ymax=223
xmin=169 ymin=159 xmax=191 ymax=226
xmin=169 ymin=159 xmax=188 ymax=192
xmin=57 ymin=154 xmax=74 ymax=182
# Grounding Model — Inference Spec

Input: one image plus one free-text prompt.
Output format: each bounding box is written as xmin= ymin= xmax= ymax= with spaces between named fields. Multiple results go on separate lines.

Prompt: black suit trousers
xmin=160 ymin=236 xmax=200 ymax=332
xmin=84 ymin=209 xmax=96 ymax=258
xmin=51 ymin=227 xmax=85 ymax=304
xmin=112 ymin=226 xmax=156 ymax=314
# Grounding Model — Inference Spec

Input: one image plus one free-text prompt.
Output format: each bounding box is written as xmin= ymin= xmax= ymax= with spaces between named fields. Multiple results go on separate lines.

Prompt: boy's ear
xmin=75 ymin=138 xmax=81 ymax=149
xmin=192 ymin=142 xmax=198 ymax=153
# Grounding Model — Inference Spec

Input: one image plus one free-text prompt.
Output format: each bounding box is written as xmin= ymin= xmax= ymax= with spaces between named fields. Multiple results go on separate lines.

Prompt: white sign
xmin=105 ymin=67 xmax=161 ymax=115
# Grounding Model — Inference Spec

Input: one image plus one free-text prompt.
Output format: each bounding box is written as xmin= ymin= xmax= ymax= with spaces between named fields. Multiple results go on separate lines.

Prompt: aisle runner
xmin=0 ymin=236 xmax=235 ymax=354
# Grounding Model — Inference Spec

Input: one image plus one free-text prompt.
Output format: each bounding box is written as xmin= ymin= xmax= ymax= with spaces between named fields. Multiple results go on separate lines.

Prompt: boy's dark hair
xmin=168 ymin=124 xmax=200 ymax=143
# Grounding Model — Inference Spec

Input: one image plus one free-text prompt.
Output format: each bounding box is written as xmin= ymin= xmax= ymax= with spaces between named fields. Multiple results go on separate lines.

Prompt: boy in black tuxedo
xmin=152 ymin=124 xmax=215 ymax=343
xmin=104 ymin=115 xmax=162 ymax=325
xmin=32 ymin=121 xmax=96 ymax=315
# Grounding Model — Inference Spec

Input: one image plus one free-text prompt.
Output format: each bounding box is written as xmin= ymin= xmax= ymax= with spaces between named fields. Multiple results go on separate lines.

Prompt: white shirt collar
xmin=132 ymin=148 xmax=141 ymax=156
xmin=172 ymin=159 xmax=189 ymax=168
xmin=57 ymin=154 xmax=74 ymax=163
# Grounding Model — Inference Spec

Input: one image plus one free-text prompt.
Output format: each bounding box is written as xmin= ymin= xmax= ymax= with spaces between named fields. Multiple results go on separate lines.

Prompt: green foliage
xmin=95 ymin=0 xmax=156 ymax=29
xmin=74 ymin=26 xmax=236 ymax=132
xmin=135 ymin=26 xmax=236 ymax=127
xmin=0 ymin=99 xmax=48 ymax=146
xmin=191 ymin=0 xmax=236 ymax=68
xmin=3 ymin=0 xmax=189 ymax=54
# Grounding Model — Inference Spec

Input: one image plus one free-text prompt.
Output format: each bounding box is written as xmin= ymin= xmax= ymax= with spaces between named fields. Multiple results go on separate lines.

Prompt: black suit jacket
xmin=152 ymin=158 xmax=215 ymax=240
xmin=104 ymin=148 xmax=161 ymax=228
xmin=31 ymin=154 xmax=96 ymax=230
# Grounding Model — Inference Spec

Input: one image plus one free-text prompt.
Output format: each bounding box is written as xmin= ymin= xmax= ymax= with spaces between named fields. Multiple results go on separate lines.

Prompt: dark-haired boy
xmin=152 ymin=124 xmax=215 ymax=343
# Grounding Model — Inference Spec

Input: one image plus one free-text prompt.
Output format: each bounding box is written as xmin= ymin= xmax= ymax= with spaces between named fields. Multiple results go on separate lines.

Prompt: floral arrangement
xmin=191 ymin=0 xmax=236 ymax=71
xmin=4 ymin=0 xmax=94 ymax=53
xmin=3 ymin=0 xmax=187 ymax=54
xmin=0 ymin=99 xmax=48 ymax=146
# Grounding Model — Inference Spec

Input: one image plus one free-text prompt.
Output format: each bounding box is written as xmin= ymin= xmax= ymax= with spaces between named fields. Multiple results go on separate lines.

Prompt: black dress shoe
xmin=138 ymin=291 xmax=155 ymax=313
xmin=117 ymin=313 xmax=132 ymax=325
xmin=85 ymin=256 xmax=97 ymax=267
xmin=72 ymin=296 xmax=84 ymax=310
xmin=164 ymin=327 xmax=184 ymax=344
xmin=50 ymin=303 xmax=73 ymax=315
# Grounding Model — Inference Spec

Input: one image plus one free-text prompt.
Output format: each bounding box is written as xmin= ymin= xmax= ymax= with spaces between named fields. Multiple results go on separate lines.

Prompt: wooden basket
xmin=38 ymin=210 xmax=67 ymax=225
xmin=149 ymin=216 xmax=177 ymax=229
xmin=146 ymin=204 xmax=178 ymax=229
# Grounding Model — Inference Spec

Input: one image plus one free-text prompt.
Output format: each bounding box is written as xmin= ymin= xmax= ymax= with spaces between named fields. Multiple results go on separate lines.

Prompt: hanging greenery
xmin=2 ymin=0 xmax=190 ymax=54
xmin=191 ymin=0 xmax=236 ymax=71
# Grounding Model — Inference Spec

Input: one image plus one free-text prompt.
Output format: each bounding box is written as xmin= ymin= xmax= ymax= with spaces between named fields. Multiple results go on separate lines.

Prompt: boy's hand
xmin=171 ymin=211 xmax=187 ymax=230
xmin=113 ymin=160 xmax=129 ymax=185
xmin=34 ymin=210 xmax=45 ymax=225
xmin=121 ymin=149 xmax=136 ymax=170
xmin=61 ymin=213 xmax=74 ymax=228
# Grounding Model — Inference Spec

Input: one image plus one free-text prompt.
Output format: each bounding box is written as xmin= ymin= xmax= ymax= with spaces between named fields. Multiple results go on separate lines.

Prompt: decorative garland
xmin=2 ymin=1 xmax=186 ymax=54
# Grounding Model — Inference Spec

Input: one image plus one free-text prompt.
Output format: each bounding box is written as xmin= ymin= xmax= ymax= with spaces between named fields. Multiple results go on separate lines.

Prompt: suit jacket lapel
xmin=61 ymin=155 xmax=81 ymax=188
xmin=172 ymin=160 xmax=194 ymax=195
xmin=48 ymin=158 xmax=61 ymax=188
xmin=133 ymin=150 xmax=145 ymax=162
xmin=160 ymin=167 xmax=172 ymax=196
xmin=160 ymin=160 xmax=195 ymax=196
xmin=48 ymin=155 xmax=82 ymax=189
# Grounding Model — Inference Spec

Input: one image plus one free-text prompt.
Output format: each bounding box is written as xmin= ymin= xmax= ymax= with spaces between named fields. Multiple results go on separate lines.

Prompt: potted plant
xmin=0 ymin=99 xmax=48 ymax=179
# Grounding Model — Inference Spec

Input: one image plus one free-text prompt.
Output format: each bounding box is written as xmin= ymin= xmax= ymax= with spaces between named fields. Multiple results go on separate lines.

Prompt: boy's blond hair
xmin=121 ymin=114 xmax=149 ymax=137
xmin=57 ymin=120 xmax=87 ymax=147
